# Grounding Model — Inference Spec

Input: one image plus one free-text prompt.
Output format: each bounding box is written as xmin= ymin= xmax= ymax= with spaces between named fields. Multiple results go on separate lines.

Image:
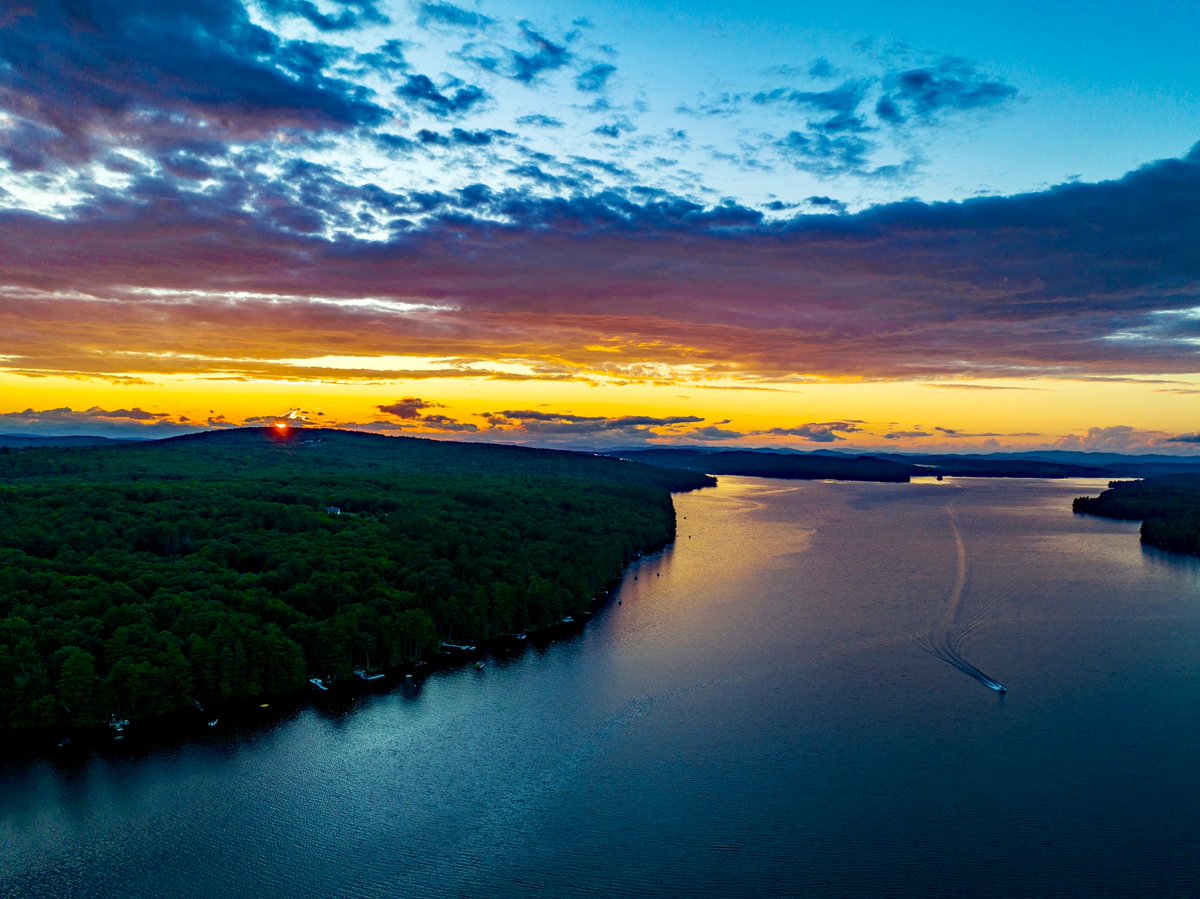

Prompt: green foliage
xmin=0 ymin=429 xmax=713 ymax=731
xmin=1073 ymin=474 xmax=1200 ymax=556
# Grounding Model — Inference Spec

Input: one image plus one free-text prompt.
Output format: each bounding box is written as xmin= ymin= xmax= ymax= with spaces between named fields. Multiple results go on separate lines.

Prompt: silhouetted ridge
xmin=613 ymin=448 xmax=912 ymax=482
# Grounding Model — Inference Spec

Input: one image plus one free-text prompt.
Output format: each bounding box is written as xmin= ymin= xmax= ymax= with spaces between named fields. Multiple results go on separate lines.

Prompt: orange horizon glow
xmin=1 ymin=364 xmax=1197 ymax=455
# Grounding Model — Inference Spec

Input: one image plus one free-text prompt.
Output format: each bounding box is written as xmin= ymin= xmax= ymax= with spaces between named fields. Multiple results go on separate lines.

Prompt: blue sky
xmin=331 ymin=0 xmax=1200 ymax=210
xmin=485 ymin=0 xmax=1200 ymax=191
xmin=7 ymin=0 xmax=1198 ymax=217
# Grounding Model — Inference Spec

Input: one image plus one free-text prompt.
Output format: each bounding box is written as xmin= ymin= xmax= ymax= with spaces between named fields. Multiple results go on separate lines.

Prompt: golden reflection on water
xmin=5 ymin=477 xmax=1200 ymax=898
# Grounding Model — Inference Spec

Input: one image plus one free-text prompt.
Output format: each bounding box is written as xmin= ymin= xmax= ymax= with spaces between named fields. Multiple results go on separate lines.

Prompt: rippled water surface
xmin=5 ymin=477 xmax=1200 ymax=898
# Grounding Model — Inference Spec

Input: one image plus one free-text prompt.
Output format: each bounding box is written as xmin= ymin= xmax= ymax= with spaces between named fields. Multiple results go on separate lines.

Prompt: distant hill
xmin=874 ymin=453 xmax=1110 ymax=479
xmin=875 ymin=450 xmax=1200 ymax=478
xmin=614 ymin=448 xmax=913 ymax=482
xmin=607 ymin=446 xmax=1200 ymax=482
xmin=0 ymin=433 xmax=138 ymax=448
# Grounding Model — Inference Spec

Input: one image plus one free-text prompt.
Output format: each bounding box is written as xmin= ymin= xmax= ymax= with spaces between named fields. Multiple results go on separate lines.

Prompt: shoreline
xmin=0 ymin=528 xmax=678 ymax=765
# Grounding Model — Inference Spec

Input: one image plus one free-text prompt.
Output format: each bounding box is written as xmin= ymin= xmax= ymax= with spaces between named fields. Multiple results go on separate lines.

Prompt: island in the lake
xmin=0 ymin=428 xmax=712 ymax=739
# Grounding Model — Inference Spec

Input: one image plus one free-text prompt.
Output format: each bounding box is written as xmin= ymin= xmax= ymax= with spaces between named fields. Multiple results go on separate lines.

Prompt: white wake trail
xmin=922 ymin=505 xmax=1007 ymax=694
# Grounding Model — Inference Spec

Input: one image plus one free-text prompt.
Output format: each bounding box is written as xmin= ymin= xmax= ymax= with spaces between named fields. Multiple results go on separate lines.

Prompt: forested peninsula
xmin=616 ymin=448 xmax=1200 ymax=481
xmin=1073 ymin=474 xmax=1200 ymax=556
xmin=0 ymin=428 xmax=713 ymax=734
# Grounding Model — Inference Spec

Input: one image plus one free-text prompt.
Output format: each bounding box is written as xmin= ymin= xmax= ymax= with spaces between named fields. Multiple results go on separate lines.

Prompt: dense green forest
xmin=0 ymin=428 xmax=713 ymax=733
xmin=1073 ymin=474 xmax=1200 ymax=556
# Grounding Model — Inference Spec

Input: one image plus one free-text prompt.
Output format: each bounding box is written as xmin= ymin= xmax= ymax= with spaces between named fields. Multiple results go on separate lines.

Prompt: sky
xmin=1 ymin=0 xmax=1198 ymax=453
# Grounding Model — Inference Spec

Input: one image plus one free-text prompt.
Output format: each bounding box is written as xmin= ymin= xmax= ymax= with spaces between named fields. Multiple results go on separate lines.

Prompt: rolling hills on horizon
xmin=609 ymin=446 xmax=1200 ymax=481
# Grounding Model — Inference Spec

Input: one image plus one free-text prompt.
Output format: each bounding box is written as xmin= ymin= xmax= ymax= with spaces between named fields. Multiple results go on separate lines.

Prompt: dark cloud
xmin=415 ymin=1 xmax=495 ymax=31
xmin=758 ymin=422 xmax=863 ymax=443
xmin=98 ymin=408 xmax=166 ymax=422
xmin=0 ymin=0 xmax=387 ymax=170
xmin=465 ymin=23 xmax=571 ymax=84
xmin=481 ymin=410 xmax=704 ymax=443
xmin=419 ymin=414 xmax=480 ymax=432
xmin=1168 ymin=433 xmax=1200 ymax=444
xmin=160 ymin=152 xmax=215 ymax=181
xmin=375 ymin=397 xmax=477 ymax=431
xmin=758 ymin=80 xmax=897 ymax=177
xmin=506 ymin=163 xmax=585 ymax=189
xmin=751 ymin=81 xmax=867 ymax=117
xmin=416 ymin=127 xmax=512 ymax=147
xmin=876 ymin=58 xmax=1017 ymax=125
xmin=808 ymin=57 xmax=836 ymax=79
xmin=935 ymin=427 xmax=1041 ymax=438
xmin=883 ymin=430 xmax=932 ymax=440
xmin=805 ymin=195 xmax=848 ymax=213
xmin=576 ymin=63 xmax=617 ymax=93
xmin=570 ymin=156 xmax=636 ymax=181
xmin=690 ymin=59 xmax=1015 ymax=178
xmin=259 ymin=0 xmax=388 ymax=31
xmin=593 ymin=123 xmax=628 ymax=139
xmin=516 ymin=114 xmax=564 ymax=128
xmin=0 ymin=146 xmax=1198 ymax=384
xmin=512 ymin=24 xmax=571 ymax=82
xmin=687 ymin=424 xmax=745 ymax=441
xmin=0 ymin=406 xmax=191 ymax=437
xmin=378 ymin=397 xmax=438 ymax=419
xmin=396 ymin=74 xmax=488 ymax=117
xmin=354 ymin=39 xmax=409 ymax=74
xmin=776 ymin=129 xmax=874 ymax=178
xmin=374 ymin=132 xmax=419 ymax=155
xmin=751 ymin=82 xmax=872 ymax=177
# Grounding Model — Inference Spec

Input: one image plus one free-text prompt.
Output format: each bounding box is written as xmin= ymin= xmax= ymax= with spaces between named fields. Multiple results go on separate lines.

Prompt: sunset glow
xmin=1 ymin=1 xmax=1197 ymax=452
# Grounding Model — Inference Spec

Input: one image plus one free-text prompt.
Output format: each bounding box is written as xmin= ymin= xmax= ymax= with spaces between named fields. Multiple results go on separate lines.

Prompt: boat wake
xmin=918 ymin=505 xmax=1007 ymax=694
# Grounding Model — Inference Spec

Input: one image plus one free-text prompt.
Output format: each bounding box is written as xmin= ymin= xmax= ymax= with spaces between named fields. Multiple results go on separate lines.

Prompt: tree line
xmin=1073 ymin=474 xmax=1200 ymax=556
xmin=0 ymin=428 xmax=713 ymax=732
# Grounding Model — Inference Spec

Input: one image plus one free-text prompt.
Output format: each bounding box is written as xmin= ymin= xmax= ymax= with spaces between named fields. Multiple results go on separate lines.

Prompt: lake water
xmin=4 ymin=477 xmax=1200 ymax=898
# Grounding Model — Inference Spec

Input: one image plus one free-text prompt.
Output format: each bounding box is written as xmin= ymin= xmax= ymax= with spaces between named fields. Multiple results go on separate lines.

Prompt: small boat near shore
xmin=309 ymin=677 xmax=329 ymax=692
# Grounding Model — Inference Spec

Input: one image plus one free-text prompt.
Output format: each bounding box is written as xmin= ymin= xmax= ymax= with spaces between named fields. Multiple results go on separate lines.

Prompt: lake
xmin=4 ymin=477 xmax=1200 ymax=898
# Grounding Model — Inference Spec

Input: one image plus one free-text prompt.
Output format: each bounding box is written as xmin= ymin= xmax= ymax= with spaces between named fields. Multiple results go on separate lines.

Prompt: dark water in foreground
xmin=5 ymin=477 xmax=1200 ymax=898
